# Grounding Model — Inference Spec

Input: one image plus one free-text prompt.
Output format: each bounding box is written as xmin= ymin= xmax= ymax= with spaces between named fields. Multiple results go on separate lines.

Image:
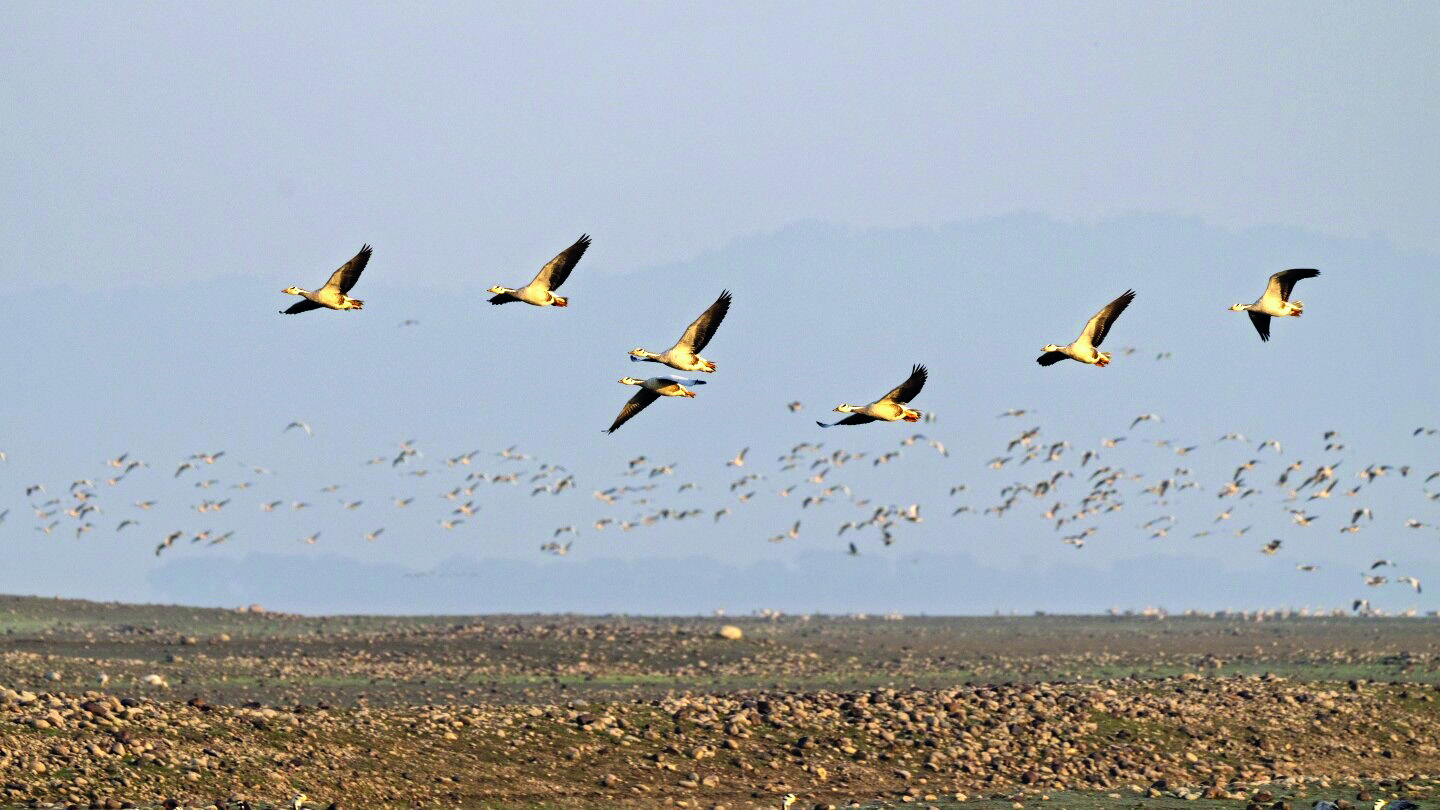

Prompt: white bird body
xmin=488 ymin=234 xmax=590 ymax=307
xmin=1230 ymin=268 xmax=1319 ymax=341
xmin=1038 ymin=290 xmax=1135 ymax=367
xmin=818 ymin=365 xmax=927 ymax=427
xmin=630 ymin=290 xmax=731 ymax=372
xmin=605 ymin=375 xmax=707 ymax=433
xmin=282 ymin=246 xmax=370 ymax=313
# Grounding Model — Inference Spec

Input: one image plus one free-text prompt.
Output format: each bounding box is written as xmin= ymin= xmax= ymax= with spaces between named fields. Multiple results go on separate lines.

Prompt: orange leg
xmin=553 ymin=296 xmax=568 ymax=307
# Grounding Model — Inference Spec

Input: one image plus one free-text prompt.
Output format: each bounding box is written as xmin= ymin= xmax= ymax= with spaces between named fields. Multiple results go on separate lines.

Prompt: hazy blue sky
xmin=1 ymin=5 xmax=1437 ymax=615
xmin=4 ymin=3 xmax=1438 ymax=291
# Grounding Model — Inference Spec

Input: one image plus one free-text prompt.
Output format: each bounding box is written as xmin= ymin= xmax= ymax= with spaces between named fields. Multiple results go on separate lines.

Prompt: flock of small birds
xmin=4 ymin=398 xmax=1437 ymax=613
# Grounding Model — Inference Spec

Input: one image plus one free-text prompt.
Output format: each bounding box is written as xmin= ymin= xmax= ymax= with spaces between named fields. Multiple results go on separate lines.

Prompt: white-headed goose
xmin=281 ymin=245 xmax=371 ymax=314
xmin=817 ymin=364 xmax=927 ymax=427
xmin=1229 ymin=268 xmax=1319 ymax=341
xmin=629 ymin=290 xmax=731 ymax=372
xmin=1037 ymin=290 xmax=1134 ymax=367
xmin=605 ymin=375 xmax=707 ymax=433
xmin=487 ymin=234 xmax=591 ymax=307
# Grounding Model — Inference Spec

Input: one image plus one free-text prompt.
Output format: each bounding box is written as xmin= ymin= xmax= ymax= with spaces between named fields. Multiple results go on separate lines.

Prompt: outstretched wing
xmin=281 ymin=299 xmax=324 ymax=315
xmin=531 ymin=234 xmax=591 ymax=292
xmin=1247 ymin=310 xmax=1272 ymax=342
xmin=817 ymin=414 xmax=879 ymax=428
xmin=658 ymin=374 xmax=706 ymax=386
xmin=880 ymin=364 xmax=927 ymax=404
xmin=1079 ymin=289 xmax=1135 ymax=347
xmin=1036 ymin=351 xmax=1068 ymax=366
xmin=1269 ymin=268 xmax=1319 ymax=302
xmin=606 ymin=388 xmax=660 ymax=434
xmin=322 ymin=245 xmax=372 ymax=293
xmin=488 ymin=292 xmax=520 ymax=305
xmin=676 ymin=290 xmax=731 ymax=352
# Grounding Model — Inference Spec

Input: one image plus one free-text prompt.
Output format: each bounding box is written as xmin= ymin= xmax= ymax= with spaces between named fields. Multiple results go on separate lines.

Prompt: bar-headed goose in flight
xmin=280 ymin=245 xmax=371 ymax=314
xmin=1037 ymin=289 xmax=1135 ymax=367
xmin=605 ymin=375 xmax=707 ymax=434
xmin=487 ymin=234 xmax=591 ymax=307
xmin=817 ymin=364 xmax=927 ymax=427
xmin=1229 ymin=268 xmax=1319 ymax=341
xmin=628 ymin=290 xmax=731 ymax=372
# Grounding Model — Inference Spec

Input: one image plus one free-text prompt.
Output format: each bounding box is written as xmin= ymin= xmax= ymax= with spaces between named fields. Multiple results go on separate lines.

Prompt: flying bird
xmin=154 ymin=530 xmax=183 ymax=556
xmin=281 ymin=244 xmax=371 ymax=314
xmin=285 ymin=421 xmax=312 ymax=436
xmin=1130 ymin=413 xmax=1161 ymax=429
xmin=1037 ymin=289 xmax=1135 ymax=367
xmin=1229 ymin=268 xmax=1319 ymax=341
xmin=817 ymin=364 xmax=927 ymax=427
xmin=487 ymin=234 xmax=590 ymax=307
xmin=605 ymin=375 xmax=707 ymax=433
xmin=628 ymin=290 xmax=731 ymax=372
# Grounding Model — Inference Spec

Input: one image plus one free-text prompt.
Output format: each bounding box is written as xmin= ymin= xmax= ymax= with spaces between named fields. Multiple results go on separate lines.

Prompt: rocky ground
xmin=1 ymin=596 xmax=1439 ymax=809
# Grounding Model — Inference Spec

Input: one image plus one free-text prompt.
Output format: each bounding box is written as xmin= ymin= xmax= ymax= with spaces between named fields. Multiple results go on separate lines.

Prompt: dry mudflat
xmin=2 ymin=595 xmax=1439 ymax=809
